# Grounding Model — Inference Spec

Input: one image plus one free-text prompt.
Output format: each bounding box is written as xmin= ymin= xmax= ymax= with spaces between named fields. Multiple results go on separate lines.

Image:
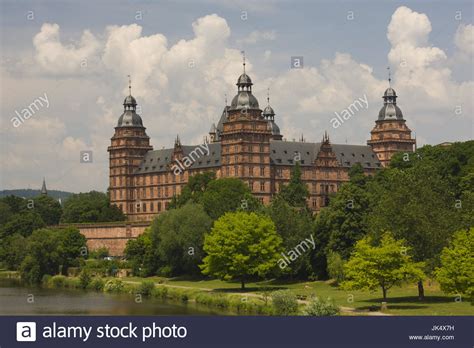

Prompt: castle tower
xmin=220 ymin=55 xmax=273 ymax=204
xmin=262 ymin=88 xmax=283 ymax=141
xmin=108 ymin=77 xmax=153 ymax=216
xmin=315 ymin=132 xmax=340 ymax=208
xmin=367 ymin=78 xmax=416 ymax=167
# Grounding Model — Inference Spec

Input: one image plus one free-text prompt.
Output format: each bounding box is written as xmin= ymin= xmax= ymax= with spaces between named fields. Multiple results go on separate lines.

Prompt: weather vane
xmin=241 ymin=50 xmax=246 ymax=73
xmin=128 ymin=74 xmax=132 ymax=95
xmin=387 ymin=66 xmax=392 ymax=87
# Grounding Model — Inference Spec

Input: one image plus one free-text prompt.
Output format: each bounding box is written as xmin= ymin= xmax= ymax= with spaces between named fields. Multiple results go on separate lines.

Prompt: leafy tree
xmin=201 ymin=211 xmax=283 ymax=289
xmin=169 ymin=172 xmax=216 ymax=208
xmin=199 ymin=178 xmax=260 ymax=220
xmin=0 ymin=202 xmax=13 ymax=226
xmin=0 ymin=211 xmax=45 ymax=238
xmin=124 ymin=231 xmax=154 ymax=276
xmin=150 ymin=203 xmax=213 ymax=275
xmin=435 ymin=228 xmax=473 ymax=298
xmin=0 ymin=233 xmax=27 ymax=270
xmin=267 ymin=196 xmax=314 ymax=278
xmin=32 ymin=195 xmax=62 ymax=225
xmin=0 ymin=195 xmax=27 ymax=214
xmin=19 ymin=227 xmax=86 ymax=283
xmin=369 ymin=164 xmax=459 ymax=299
xmin=279 ymin=161 xmax=309 ymax=208
xmin=326 ymin=251 xmax=345 ymax=284
xmin=61 ymin=191 xmax=125 ymax=223
xmin=341 ymin=233 xmax=425 ymax=300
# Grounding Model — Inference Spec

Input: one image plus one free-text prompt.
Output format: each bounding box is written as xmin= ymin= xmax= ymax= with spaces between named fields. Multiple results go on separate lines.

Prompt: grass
xmin=123 ymin=276 xmax=473 ymax=316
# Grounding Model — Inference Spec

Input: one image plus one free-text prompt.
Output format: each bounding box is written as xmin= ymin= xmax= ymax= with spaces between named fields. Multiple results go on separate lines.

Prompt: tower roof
xmin=117 ymin=76 xmax=144 ymax=127
xmin=41 ymin=178 xmax=47 ymax=195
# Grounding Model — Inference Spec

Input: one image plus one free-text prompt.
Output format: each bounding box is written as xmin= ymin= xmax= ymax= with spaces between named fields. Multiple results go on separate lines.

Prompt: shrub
xmin=41 ymin=274 xmax=52 ymax=286
xmin=303 ymin=297 xmax=340 ymax=316
xmin=50 ymin=275 xmax=67 ymax=288
xmin=79 ymin=270 xmax=92 ymax=289
xmin=87 ymin=278 xmax=105 ymax=291
xmin=103 ymin=279 xmax=124 ymax=293
xmin=152 ymin=286 xmax=168 ymax=299
xmin=158 ymin=266 xmax=172 ymax=277
xmin=271 ymin=290 xmax=299 ymax=315
xmin=137 ymin=280 xmax=155 ymax=297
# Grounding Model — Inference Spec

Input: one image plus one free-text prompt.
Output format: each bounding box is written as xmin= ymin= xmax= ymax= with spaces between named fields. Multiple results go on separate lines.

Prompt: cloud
xmin=33 ymin=23 xmax=101 ymax=74
xmin=1 ymin=7 xmax=472 ymax=192
xmin=237 ymin=30 xmax=277 ymax=45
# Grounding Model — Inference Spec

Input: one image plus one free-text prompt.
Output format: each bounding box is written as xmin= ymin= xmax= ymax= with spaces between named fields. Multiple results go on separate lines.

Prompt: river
xmin=0 ymin=279 xmax=225 ymax=315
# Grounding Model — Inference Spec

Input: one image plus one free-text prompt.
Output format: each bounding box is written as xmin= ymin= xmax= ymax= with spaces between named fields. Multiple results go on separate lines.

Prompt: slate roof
xmin=135 ymin=143 xmax=221 ymax=174
xmin=134 ymin=140 xmax=380 ymax=174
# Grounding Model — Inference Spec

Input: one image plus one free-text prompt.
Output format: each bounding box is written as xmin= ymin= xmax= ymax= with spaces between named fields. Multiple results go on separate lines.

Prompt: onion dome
xmin=117 ymin=77 xmax=144 ymax=127
xmin=229 ymin=54 xmax=260 ymax=111
xmin=378 ymin=87 xmax=404 ymax=121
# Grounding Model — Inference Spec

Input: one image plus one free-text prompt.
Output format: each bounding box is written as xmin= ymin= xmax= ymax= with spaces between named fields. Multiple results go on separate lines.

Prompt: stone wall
xmin=63 ymin=222 xmax=150 ymax=257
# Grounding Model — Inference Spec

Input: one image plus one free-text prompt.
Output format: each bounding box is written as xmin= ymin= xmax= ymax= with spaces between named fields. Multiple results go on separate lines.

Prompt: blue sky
xmin=0 ymin=0 xmax=473 ymax=192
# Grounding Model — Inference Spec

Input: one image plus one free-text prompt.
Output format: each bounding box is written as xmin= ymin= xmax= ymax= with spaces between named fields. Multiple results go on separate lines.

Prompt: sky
xmin=0 ymin=0 xmax=473 ymax=193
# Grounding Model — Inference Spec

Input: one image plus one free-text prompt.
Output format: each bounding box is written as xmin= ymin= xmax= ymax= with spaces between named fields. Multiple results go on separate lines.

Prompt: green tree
xmin=0 ymin=233 xmax=27 ymax=270
xmin=61 ymin=191 xmax=125 ymax=223
xmin=0 ymin=211 xmax=45 ymax=238
xmin=201 ymin=211 xmax=283 ymax=289
xmin=19 ymin=227 xmax=86 ymax=283
xmin=342 ymin=233 xmax=425 ymax=300
xmin=124 ymin=231 xmax=155 ymax=276
xmin=169 ymin=172 xmax=216 ymax=208
xmin=0 ymin=202 xmax=13 ymax=226
xmin=369 ymin=164 xmax=459 ymax=299
xmin=267 ymin=196 xmax=314 ymax=278
xmin=33 ymin=195 xmax=62 ymax=225
xmin=150 ymin=203 xmax=213 ymax=275
xmin=279 ymin=161 xmax=309 ymax=208
xmin=435 ymin=228 xmax=473 ymax=298
xmin=199 ymin=178 xmax=260 ymax=220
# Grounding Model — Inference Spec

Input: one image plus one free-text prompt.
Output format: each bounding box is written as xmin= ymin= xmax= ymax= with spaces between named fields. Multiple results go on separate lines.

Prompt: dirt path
xmin=123 ymin=279 xmax=391 ymax=316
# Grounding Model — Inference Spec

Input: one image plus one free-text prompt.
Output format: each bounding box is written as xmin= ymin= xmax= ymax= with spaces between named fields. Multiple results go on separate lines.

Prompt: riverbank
xmin=1 ymin=271 xmax=471 ymax=316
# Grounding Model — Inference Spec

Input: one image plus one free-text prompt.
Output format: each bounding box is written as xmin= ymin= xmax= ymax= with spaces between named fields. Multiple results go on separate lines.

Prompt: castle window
xmin=249 ymin=181 xmax=253 ymax=190
xmin=157 ymin=202 xmax=161 ymax=211
xmin=234 ymin=165 xmax=239 ymax=176
xmin=165 ymin=187 xmax=169 ymax=197
xmin=276 ymin=168 xmax=282 ymax=177
xmin=136 ymin=203 xmax=141 ymax=212
xmin=312 ymin=199 xmax=317 ymax=208
xmin=249 ymin=166 xmax=253 ymax=176
xmin=260 ymin=144 xmax=264 ymax=152
xmin=312 ymin=183 xmax=317 ymax=193
xmin=260 ymin=181 xmax=265 ymax=191
xmin=143 ymin=203 xmax=147 ymax=213
xmin=260 ymin=167 xmax=265 ymax=176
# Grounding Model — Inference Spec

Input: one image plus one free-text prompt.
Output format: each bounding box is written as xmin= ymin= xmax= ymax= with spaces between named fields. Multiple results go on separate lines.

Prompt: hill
xmin=0 ymin=189 xmax=74 ymax=202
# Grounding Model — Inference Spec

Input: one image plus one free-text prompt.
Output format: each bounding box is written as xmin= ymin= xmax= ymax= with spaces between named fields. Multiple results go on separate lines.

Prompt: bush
xmin=103 ymin=279 xmax=124 ymax=293
xmin=303 ymin=297 xmax=340 ymax=316
xmin=79 ymin=270 xmax=92 ymax=289
xmin=152 ymin=286 xmax=168 ymax=299
xmin=137 ymin=280 xmax=155 ymax=297
xmin=271 ymin=290 xmax=298 ymax=315
xmin=41 ymin=274 xmax=52 ymax=286
xmin=50 ymin=275 xmax=67 ymax=288
xmin=87 ymin=277 xmax=105 ymax=291
xmin=158 ymin=266 xmax=172 ymax=277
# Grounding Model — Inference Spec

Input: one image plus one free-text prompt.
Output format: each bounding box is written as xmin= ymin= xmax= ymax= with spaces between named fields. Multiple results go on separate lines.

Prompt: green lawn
xmin=124 ymin=276 xmax=473 ymax=316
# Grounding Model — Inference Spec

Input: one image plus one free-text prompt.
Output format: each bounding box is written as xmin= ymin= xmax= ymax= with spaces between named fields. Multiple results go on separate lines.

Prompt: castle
xmin=108 ymin=62 xmax=416 ymax=221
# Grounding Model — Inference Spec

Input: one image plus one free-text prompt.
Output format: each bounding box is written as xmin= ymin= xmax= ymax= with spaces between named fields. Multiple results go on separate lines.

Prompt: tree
xmin=267 ymin=196 xmax=314 ymax=278
xmin=19 ymin=227 xmax=86 ymax=283
xmin=279 ymin=161 xmax=309 ymax=208
xmin=61 ymin=191 xmax=125 ymax=223
xmin=199 ymin=178 xmax=261 ymax=220
xmin=0 ymin=233 xmax=27 ymax=270
xmin=0 ymin=202 xmax=13 ymax=226
xmin=169 ymin=172 xmax=216 ymax=208
xmin=0 ymin=211 xmax=45 ymax=238
xmin=124 ymin=231 xmax=155 ymax=276
xmin=201 ymin=211 xmax=283 ymax=289
xmin=369 ymin=164 xmax=459 ymax=299
xmin=32 ymin=195 xmax=62 ymax=225
xmin=341 ymin=233 xmax=425 ymax=300
xmin=435 ymin=228 xmax=473 ymax=298
xmin=150 ymin=203 xmax=213 ymax=275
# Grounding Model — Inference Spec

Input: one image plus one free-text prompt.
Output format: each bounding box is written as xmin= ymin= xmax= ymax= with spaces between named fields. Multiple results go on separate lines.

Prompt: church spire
xmin=41 ymin=177 xmax=47 ymax=195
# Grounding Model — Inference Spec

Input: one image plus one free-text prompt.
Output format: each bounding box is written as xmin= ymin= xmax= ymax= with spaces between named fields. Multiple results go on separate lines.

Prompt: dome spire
xmin=387 ymin=66 xmax=392 ymax=87
xmin=241 ymin=50 xmax=246 ymax=73
xmin=128 ymin=74 xmax=132 ymax=96
xmin=267 ymin=87 xmax=270 ymax=106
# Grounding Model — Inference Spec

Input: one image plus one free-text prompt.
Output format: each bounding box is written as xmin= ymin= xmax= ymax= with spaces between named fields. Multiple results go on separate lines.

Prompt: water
xmin=0 ymin=278 xmax=225 ymax=315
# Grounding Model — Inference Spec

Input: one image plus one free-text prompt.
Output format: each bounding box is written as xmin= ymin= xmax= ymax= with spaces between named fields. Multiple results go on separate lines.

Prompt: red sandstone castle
xmin=108 ymin=63 xmax=416 ymax=221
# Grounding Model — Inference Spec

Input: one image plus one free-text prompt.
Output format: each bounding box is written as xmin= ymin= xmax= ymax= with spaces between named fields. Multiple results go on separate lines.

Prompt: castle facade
xmin=108 ymin=64 xmax=415 ymax=221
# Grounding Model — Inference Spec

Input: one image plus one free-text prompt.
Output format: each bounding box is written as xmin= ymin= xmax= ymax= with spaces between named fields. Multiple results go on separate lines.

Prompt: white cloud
xmin=1 ymin=7 xmax=472 ymax=192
